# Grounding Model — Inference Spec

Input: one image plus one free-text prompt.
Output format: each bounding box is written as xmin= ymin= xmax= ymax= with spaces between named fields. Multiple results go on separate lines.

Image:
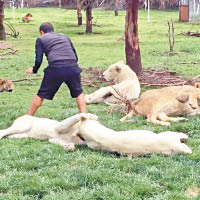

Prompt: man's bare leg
xmin=76 ymin=93 xmax=86 ymax=113
xmin=27 ymin=95 xmax=44 ymax=115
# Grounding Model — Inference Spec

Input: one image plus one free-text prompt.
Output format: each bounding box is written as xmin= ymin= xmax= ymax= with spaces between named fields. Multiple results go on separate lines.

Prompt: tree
xmin=77 ymin=0 xmax=82 ymax=25
xmin=83 ymin=0 xmax=93 ymax=34
xmin=125 ymin=0 xmax=142 ymax=74
xmin=58 ymin=0 xmax=62 ymax=8
xmin=114 ymin=0 xmax=119 ymax=16
xmin=0 ymin=0 xmax=6 ymax=40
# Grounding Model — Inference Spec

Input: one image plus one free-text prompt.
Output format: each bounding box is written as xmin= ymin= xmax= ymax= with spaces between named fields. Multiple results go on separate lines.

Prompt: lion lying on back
xmin=85 ymin=61 xmax=140 ymax=104
xmin=0 ymin=113 xmax=97 ymax=151
xmin=0 ymin=113 xmax=192 ymax=156
xmin=121 ymin=83 xmax=200 ymax=126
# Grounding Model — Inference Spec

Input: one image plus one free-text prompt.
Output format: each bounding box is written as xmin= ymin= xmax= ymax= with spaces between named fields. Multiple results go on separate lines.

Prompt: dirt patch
xmin=139 ymin=69 xmax=197 ymax=86
xmin=81 ymin=67 xmax=106 ymax=87
xmin=77 ymin=32 xmax=102 ymax=35
xmin=181 ymin=31 xmax=200 ymax=37
xmin=0 ymin=42 xmax=13 ymax=50
xmin=82 ymin=67 xmax=104 ymax=81
xmin=82 ymin=67 xmax=198 ymax=87
xmin=0 ymin=42 xmax=18 ymax=60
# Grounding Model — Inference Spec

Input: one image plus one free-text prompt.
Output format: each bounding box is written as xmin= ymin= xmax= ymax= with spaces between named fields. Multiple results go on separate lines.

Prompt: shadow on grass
xmin=76 ymin=145 xmax=153 ymax=159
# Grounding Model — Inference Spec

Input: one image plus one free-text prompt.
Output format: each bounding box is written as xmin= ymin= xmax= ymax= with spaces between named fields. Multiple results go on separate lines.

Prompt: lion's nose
xmin=189 ymin=104 xmax=197 ymax=109
xmin=8 ymin=89 xmax=13 ymax=92
xmin=101 ymin=74 xmax=106 ymax=81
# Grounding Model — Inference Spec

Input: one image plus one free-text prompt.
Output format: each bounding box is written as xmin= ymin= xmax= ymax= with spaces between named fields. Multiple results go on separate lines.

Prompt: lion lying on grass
xmin=0 ymin=78 xmax=14 ymax=92
xmin=76 ymin=114 xmax=192 ymax=156
xmin=0 ymin=113 xmax=97 ymax=151
xmin=0 ymin=113 xmax=192 ymax=156
xmin=121 ymin=83 xmax=200 ymax=126
xmin=22 ymin=13 xmax=32 ymax=23
xmin=85 ymin=61 xmax=140 ymax=104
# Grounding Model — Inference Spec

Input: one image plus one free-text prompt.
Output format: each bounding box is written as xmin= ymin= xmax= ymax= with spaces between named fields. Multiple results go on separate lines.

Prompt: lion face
xmin=0 ymin=79 xmax=14 ymax=92
xmin=176 ymin=83 xmax=200 ymax=110
xmin=103 ymin=61 xmax=124 ymax=81
xmin=188 ymin=90 xmax=200 ymax=109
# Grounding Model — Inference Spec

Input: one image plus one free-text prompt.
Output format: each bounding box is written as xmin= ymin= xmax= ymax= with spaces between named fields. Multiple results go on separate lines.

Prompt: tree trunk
xmin=125 ymin=0 xmax=142 ymax=74
xmin=0 ymin=0 xmax=6 ymax=40
xmin=114 ymin=0 xmax=119 ymax=16
xmin=158 ymin=0 xmax=165 ymax=9
xmin=85 ymin=1 xmax=92 ymax=34
xmin=77 ymin=0 xmax=82 ymax=25
xmin=58 ymin=0 xmax=61 ymax=8
xmin=21 ymin=0 xmax=24 ymax=8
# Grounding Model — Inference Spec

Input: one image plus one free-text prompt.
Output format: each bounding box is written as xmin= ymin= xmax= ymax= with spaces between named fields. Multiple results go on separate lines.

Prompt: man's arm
xmin=69 ymin=39 xmax=78 ymax=62
xmin=32 ymin=38 xmax=44 ymax=74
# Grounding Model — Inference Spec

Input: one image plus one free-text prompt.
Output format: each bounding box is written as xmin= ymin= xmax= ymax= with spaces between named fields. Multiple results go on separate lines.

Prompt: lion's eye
xmin=197 ymin=98 xmax=200 ymax=106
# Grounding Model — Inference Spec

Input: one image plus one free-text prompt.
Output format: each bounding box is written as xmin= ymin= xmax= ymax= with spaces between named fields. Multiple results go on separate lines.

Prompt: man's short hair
xmin=39 ymin=23 xmax=54 ymax=33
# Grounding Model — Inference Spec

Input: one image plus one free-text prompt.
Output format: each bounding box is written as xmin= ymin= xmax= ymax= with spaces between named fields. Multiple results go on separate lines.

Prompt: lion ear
xmin=195 ymin=82 xmax=200 ymax=88
xmin=81 ymin=116 xmax=87 ymax=121
xmin=115 ymin=65 xmax=121 ymax=73
xmin=177 ymin=93 xmax=189 ymax=103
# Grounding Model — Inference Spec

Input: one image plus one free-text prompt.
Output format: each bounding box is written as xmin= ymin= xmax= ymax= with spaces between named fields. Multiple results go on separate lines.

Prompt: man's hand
xmin=25 ymin=68 xmax=33 ymax=74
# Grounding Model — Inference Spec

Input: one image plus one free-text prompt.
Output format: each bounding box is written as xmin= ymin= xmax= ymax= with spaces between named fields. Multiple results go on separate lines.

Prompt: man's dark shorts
xmin=37 ymin=66 xmax=82 ymax=100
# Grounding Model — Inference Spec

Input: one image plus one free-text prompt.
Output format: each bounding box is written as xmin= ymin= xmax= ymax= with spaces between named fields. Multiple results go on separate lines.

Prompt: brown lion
xmin=0 ymin=78 xmax=14 ymax=92
xmin=22 ymin=13 xmax=32 ymax=23
xmin=121 ymin=83 xmax=200 ymax=126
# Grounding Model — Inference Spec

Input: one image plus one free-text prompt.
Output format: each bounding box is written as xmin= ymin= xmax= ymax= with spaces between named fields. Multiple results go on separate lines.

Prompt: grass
xmin=0 ymin=8 xmax=200 ymax=199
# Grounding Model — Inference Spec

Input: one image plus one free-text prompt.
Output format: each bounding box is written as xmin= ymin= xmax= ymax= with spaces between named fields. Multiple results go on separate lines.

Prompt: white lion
xmin=85 ymin=61 xmax=140 ymax=104
xmin=0 ymin=113 xmax=192 ymax=156
xmin=0 ymin=113 xmax=97 ymax=151
xmin=76 ymin=115 xmax=192 ymax=156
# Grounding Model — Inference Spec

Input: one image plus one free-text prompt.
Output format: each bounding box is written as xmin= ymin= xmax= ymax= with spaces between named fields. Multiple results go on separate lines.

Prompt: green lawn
xmin=0 ymin=8 xmax=200 ymax=199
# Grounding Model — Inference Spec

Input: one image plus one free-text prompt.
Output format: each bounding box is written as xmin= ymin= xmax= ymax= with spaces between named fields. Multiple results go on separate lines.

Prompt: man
xmin=26 ymin=22 xmax=86 ymax=115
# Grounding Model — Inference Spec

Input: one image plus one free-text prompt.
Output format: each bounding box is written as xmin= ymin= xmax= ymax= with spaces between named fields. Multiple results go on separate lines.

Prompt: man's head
xmin=39 ymin=23 xmax=54 ymax=35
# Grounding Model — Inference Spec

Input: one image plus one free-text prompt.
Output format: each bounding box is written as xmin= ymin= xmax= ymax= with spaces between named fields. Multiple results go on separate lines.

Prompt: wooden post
xmin=148 ymin=0 xmax=150 ymax=22
xmin=12 ymin=0 xmax=15 ymax=19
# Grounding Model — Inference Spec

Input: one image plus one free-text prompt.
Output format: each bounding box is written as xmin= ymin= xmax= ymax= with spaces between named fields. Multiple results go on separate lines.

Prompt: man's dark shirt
xmin=33 ymin=32 xmax=78 ymax=74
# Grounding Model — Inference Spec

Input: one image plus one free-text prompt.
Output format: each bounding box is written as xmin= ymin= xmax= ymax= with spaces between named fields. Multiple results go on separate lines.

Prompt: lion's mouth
xmin=103 ymin=92 xmax=113 ymax=99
